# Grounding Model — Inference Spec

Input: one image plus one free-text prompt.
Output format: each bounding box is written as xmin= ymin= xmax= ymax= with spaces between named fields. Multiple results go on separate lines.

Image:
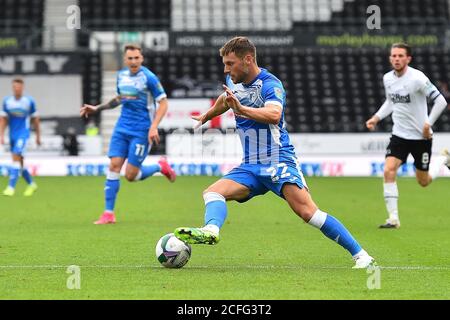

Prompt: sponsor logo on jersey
xmin=389 ymin=93 xmax=411 ymax=104
xmin=9 ymin=110 xmax=27 ymax=117
xmin=274 ymin=87 xmax=283 ymax=100
xmin=120 ymin=94 xmax=138 ymax=100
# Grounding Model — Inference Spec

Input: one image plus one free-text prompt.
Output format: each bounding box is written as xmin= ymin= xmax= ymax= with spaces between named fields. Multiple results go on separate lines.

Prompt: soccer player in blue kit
xmin=0 ymin=78 xmax=40 ymax=197
xmin=81 ymin=44 xmax=176 ymax=224
xmin=174 ymin=37 xmax=375 ymax=268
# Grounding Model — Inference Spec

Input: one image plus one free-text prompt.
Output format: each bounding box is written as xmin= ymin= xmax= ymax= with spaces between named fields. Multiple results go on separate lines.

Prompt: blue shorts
xmin=108 ymin=130 xmax=150 ymax=167
xmin=10 ymin=136 xmax=28 ymax=156
xmin=222 ymin=157 xmax=308 ymax=202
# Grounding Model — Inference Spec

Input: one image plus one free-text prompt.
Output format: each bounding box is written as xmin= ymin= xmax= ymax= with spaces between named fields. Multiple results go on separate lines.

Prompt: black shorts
xmin=386 ymin=135 xmax=432 ymax=171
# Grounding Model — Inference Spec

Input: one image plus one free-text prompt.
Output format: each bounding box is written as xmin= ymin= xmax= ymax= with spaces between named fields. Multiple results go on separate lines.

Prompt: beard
xmin=235 ymin=65 xmax=250 ymax=83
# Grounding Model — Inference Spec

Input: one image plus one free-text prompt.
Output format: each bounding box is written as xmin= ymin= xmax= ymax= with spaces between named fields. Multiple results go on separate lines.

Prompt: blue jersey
xmin=225 ymin=68 xmax=296 ymax=165
xmin=1 ymin=95 xmax=37 ymax=139
xmin=115 ymin=66 xmax=167 ymax=136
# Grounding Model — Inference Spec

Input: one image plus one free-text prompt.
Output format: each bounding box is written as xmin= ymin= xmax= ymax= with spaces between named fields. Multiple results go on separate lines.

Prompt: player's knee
xmin=203 ymin=187 xmax=223 ymax=196
xmin=292 ymin=205 xmax=316 ymax=222
xmin=298 ymin=210 xmax=315 ymax=222
xmin=109 ymin=164 xmax=121 ymax=173
xmin=384 ymin=168 xmax=396 ymax=180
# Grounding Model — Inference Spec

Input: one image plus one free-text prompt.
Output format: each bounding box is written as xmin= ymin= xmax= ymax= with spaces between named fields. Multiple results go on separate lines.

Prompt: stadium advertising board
xmin=170 ymin=29 xmax=444 ymax=49
xmin=166 ymin=132 xmax=450 ymax=156
xmin=0 ymin=36 xmax=19 ymax=49
xmin=0 ymin=52 xmax=81 ymax=74
xmin=0 ymin=52 xmax=83 ymax=124
xmin=89 ymin=29 xmax=443 ymax=51
xmin=1 ymin=154 xmax=449 ymax=178
xmin=0 ymin=135 xmax=101 ymax=156
xmin=90 ymin=31 xmax=169 ymax=52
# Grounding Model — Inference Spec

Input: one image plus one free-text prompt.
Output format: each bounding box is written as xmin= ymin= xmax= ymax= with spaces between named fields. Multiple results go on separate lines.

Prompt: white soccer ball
xmin=155 ymin=233 xmax=192 ymax=268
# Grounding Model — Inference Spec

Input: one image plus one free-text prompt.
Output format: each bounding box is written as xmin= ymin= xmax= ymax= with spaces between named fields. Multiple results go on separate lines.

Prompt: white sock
xmin=352 ymin=249 xmax=369 ymax=259
xmin=107 ymin=171 xmax=120 ymax=180
xmin=134 ymin=170 xmax=142 ymax=181
xmin=203 ymin=224 xmax=220 ymax=235
xmin=429 ymin=155 xmax=447 ymax=180
xmin=384 ymin=182 xmax=399 ymax=221
xmin=307 ymin=209 xmax=327 ymax=229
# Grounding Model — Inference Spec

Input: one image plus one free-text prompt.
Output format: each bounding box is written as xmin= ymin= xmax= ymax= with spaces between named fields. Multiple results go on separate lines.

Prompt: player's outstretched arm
xmin=366 ymin=99 xmax=393 ymax=131
xmin=148 ymin=97 xmax=168 ymax=145
xmin=425 ymin=94 xmax=447 ymax=138
xmin=0 ymin=116 xmax=7 ymax=145
xmin=80 ymin=96 xmax=121 ymax=118
xmin=192 ymin=94 xmax=229 ymax=129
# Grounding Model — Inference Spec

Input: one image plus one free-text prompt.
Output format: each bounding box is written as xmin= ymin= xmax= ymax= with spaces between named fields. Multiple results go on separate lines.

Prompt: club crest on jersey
xmin=248 ymin=91 xmax=256 ymax=103
xmin=389 ymin=93 xmax=411 ymax=104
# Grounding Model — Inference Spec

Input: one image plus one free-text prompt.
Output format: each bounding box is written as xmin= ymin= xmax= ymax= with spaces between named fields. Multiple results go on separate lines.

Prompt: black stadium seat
xmin=78 ymin=0 xmax=170 ymax=30
xmin=73 ymin=0 xmax=450 ymax=133
xmin=144 ymin=46 xmax=450 ymax=133
xmin=0 ymin=0 xmax=44 ymax=47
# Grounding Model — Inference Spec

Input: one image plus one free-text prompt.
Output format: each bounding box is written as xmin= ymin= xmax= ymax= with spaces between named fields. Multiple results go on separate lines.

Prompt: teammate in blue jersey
xmin=0 ymin=78 xmax=40 ymax=197
xmin=174 ymin=37 xmax=375 ymax=268
xmin=80 ymin=44 xmax=176 ymax=224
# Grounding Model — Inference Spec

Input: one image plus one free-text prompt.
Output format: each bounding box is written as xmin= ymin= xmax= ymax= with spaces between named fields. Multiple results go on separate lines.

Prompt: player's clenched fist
xmin=365 ymin=116 xmax=379 ymax=131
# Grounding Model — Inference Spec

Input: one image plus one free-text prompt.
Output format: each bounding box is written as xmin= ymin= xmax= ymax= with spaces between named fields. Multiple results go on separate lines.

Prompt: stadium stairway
xmin=43 ymin=0 xmax=77 ymax=49
xmin=100 ymin=71 xmax=121 ymax=154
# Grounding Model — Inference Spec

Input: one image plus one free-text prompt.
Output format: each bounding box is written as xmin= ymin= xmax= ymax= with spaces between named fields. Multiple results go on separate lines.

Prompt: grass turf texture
xmin=0 ymin=176 xmax=449 ymax=299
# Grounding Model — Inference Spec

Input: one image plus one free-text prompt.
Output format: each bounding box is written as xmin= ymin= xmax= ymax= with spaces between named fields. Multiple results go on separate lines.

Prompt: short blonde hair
xmin=123 ymin=44 xmax=142 ymax=54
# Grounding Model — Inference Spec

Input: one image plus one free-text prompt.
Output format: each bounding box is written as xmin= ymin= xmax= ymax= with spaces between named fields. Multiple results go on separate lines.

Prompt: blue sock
xmin=105 ymin=172 xmax=120 ymax=212
xmin=22 ymin=167 xmax=33 ymax=185
xmin=309 ymin=210 xmax=362 ymax=256
xmin=138 ymin=164 xmax=161 ymax=181
xmin=8 ymin=163 xmax=20 ymax=188
xmin=203 ymin=192 xmax=227 ymax=228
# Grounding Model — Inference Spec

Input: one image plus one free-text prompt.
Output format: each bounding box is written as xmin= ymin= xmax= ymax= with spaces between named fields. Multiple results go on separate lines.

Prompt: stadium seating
xmin=78 ymin=0 xmax=171 ymax=30
xmin=0 ymin=0 xmax=45 ymax=47
xmin=171 ymin=0 xmax=449 ymax=31
xmin=71 ymin=0 xmax=450 ymax=133
xmin=144 ymin=47 xmax=450 ymax=133
xmin=330 ymin=0 xmax=449 ymax=26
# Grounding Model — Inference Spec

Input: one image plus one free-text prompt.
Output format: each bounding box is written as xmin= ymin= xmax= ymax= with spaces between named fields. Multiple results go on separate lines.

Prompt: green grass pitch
xmin=0 ymin=176 xmax=449 ymax=299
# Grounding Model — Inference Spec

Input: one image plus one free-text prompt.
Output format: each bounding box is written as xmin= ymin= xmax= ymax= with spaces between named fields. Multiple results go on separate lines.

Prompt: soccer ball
xmin=155 ymin=233 xmax=192 ymax=268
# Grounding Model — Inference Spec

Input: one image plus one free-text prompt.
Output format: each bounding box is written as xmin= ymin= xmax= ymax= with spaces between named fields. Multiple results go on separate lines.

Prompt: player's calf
xmin=282 ymin=184 xmax=317 ymax=222
xmin=125 ymin=171 xmax=138 ymax=182
xmin=415 ymin=170 xmax=432 ymax=187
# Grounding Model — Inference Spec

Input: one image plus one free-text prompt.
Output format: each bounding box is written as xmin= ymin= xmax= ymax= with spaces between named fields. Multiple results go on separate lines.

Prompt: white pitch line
xmin=0 ymin=265 xmax=450 ymax=270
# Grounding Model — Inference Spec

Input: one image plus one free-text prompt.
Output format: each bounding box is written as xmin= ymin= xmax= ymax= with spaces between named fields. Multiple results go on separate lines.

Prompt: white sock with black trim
xmin=384 ymin=182 xmax=399 ymax=221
